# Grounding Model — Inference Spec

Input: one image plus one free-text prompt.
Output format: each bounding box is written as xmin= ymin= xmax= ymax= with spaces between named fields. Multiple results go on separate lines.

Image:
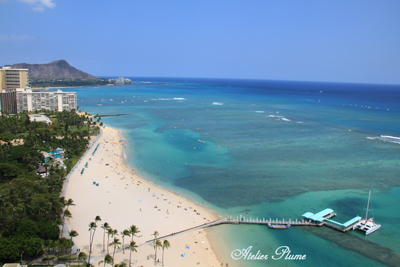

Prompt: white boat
xmin=353 ymin=191 xmax=381 ymax=235
xmin=97 ymin=99 xmax=103 ymax=106
xmin=268 ymin=224 xmax=291 ymax=229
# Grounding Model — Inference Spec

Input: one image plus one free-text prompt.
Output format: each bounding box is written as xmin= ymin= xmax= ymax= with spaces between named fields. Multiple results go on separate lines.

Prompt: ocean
xmin=60 ymin=78 xmax=400 ymax=266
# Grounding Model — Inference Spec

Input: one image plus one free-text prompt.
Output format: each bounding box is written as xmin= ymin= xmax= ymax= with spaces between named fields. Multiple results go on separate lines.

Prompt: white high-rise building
xmin=15 ymin=88 xmax=77 ymax=113
xmin=1 ymin=88 xmax=76 ymax=113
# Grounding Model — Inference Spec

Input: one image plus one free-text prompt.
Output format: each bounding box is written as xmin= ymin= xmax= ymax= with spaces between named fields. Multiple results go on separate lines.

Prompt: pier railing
xmin=145 ymin=216 xmax=321 ymax=244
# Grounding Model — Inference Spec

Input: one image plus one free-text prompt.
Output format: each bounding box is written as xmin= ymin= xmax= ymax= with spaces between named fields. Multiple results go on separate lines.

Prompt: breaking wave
xmin=367 ymin=135 xmax=400 ymax=145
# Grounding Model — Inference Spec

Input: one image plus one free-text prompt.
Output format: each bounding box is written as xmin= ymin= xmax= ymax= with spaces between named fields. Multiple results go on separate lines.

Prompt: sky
xmin=0 ymin=0 xmax=400 ymax=84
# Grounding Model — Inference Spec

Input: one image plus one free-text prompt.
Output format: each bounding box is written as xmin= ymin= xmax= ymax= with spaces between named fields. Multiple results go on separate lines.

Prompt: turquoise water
xmin=64 ymin=78 xmax=400 ymax=266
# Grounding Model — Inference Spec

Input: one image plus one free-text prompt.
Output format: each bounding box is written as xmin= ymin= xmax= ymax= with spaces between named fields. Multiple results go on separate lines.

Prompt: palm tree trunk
xmin=88 ymin=229 xmax=93 ymax=266
xmin=69 ymin=248 xmax=72 ymax=267
xmin=103 ymin=230 xmax=105 ymax=252
xmin=162 ymin=249 xmax=165 ymax=266
xmin=129 ymin=250 xmax=132 ymax=267
xmin=107 ymin=234 xmax=110 ymax=254
xmin=112 ymin=246 xmax=116 ymax=265
xmin=61 ymin=217 xmax=65 ymax=238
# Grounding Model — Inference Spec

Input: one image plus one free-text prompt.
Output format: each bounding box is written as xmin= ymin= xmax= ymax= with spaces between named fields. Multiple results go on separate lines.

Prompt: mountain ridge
xmin=8 ymin=60 xmax=98 ymax=79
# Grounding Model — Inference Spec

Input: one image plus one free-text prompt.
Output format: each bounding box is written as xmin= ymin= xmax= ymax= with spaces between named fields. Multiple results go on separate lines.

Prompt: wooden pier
xmin=214 ymin=217 xmax=322 ymax=226
xmin=145 ymin=213 xmax=361 ymax=244
xmin=145 ymin=216 xmax=321 ymax=243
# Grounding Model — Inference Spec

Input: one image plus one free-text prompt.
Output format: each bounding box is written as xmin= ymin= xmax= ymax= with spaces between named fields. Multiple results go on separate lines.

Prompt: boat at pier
xmin=353 ymin=191 xmax=381 ymax=235
xmin=268 ymin=224 xmax=291 ymax=229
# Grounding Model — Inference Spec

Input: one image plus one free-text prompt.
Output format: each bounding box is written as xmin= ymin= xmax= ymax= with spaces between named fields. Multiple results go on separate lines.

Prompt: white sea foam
xmin=212 ymin=102 xmax=224 ymax=105
xmin=268 ymin=114 xmax=291 ymax=122
xmin=151 ymin=97 xmax=187 ymax=101
xmin=255 ymin=111 xmax=265 ymax=113
xmin=367 ymin=135 xmax=400 ymax=144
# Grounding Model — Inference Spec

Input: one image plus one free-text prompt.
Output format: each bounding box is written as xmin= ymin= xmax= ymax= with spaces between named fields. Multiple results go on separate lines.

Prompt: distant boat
xmin=198 ymin=140 xmax=205 ymax=143
xmin=353 ymin=191 xmax=381 ymax=235
xmin=268 ymin=224 xmax=291 ymax=229
xmin=97 ymin=99 xmax=103 ymax=106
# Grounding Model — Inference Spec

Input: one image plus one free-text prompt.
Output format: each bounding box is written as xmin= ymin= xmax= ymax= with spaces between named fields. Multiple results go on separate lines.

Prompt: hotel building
xmin=0 ymin=66 xmax=29 ymax=89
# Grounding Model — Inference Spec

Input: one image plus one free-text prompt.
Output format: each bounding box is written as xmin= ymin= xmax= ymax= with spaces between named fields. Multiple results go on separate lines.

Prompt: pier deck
xmin=145 ymin=212 xmax=361 ymax=244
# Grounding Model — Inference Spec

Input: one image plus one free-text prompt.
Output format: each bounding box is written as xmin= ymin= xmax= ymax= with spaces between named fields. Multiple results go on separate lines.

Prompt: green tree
xmin=78 ymin=251 xmax=88 ymax=266
xmin=69 ymin=230 xmax=79 ymax=266
xmin=128 ymin=225 xmax=140 ymax=244
xmin=109 ymin=237 xmax=121 ymax=264
xmin=98 ymin=254 xmax=113 ymax=267
xmin=0 ymin=163 xmax=21 ymax=181
xmin=61 ymin=209 xmax=72 ymax=238
xmin=64 ymin=198 xmax=75 ymax=210
xmin=0 ymin=237 xmax=20 ymax=261
xmin=125 ymin=241 xmax=138 ymax=267
xmin=121 ymin=229 xmax=130 ymax=254
xmin=101 ymin=222 xmax=110 ymax=252
xmin=152 ymin=230 xmax=161 ymax=263
xmin=88 ymin=221 xmax=97 ymax=266
xmin=106 ymin=226 xmax=114 ymax=254
xmin=161 ymin=239 xmax=171 ymax=266
xmin=153 ymin=239 xmax=162 ymax=263
xmin=114 ymin=262 xmax=127 ymax=267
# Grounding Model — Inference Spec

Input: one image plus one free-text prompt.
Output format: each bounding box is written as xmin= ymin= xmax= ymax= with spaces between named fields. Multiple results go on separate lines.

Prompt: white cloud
xmin=17 ymin=0 xmax=56 ymax=11
xmin=0 ymin=34 xmax=34 ymax=42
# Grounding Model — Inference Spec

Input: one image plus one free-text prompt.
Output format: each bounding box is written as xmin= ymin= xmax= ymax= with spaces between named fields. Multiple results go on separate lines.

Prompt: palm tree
xmin=109 ymin=237 xmax=121 ymax=264
xmin=78 ymin=252 xmax=87 ymax=266
xmin=98 ymin=254 xmax=113 ymax=267
xmin=153 ymin=239 xmax=162 ymax=263
xmin=69 ymin=230 xmax=79 ymax=266
xmin=161 ymin=240 xmax=171 ymax=266
xmin=61 ymin=209 xmax=72 ymax=238
xmin=121 ymin=229 xmax=130 ymax=254
xmin=151 ymin=230 xmax=160 ymax=262
xmin=106 ymin=226 xmax=113 ymax=254
xmin=64 ymin=198 xmax=75 ymax=210
xmin=87 ymin=216 xmax=101 ymax=265
xmin=152 ymin=230 xmax=159 ymax=240
xmin=114 ymin=262 xmax=127 ymax=267
xmin=88 ymin=221 xmax=97 ymax=266
xmin=125 ymin=241 xmax=138 ymax=267
xmin=128 ymin=225 xmax=140 ymax=243
xmin=101 ymin=222 xmax=110 ymax=252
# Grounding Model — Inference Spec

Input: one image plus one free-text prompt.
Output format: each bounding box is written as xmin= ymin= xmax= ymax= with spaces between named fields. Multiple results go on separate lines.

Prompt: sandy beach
xmin=63 ymin=126 xmax=222 ymax=267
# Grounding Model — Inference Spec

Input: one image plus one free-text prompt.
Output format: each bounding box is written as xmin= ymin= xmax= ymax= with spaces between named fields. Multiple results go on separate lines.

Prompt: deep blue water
xmin=61 ymin=78 xmax=400 ymax=266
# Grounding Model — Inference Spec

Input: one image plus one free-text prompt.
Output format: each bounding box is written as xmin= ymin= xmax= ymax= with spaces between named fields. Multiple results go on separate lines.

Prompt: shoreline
xmin=117 ymin=129 xmax=222 ymax=221
xmin=64 ymin=125 xmax=223 ymax=266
